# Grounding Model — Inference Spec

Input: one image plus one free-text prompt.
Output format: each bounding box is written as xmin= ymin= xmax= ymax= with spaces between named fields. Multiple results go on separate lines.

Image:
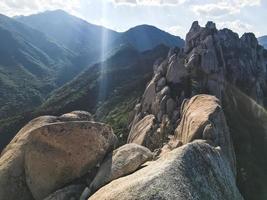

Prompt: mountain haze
xmin=112 ymin=24 xmax=184 ymax=51
xmin=258 ymin=36 xmax=267 ymax=49
xmin=0 ymin=44 xmax=169 ymax=150
xmin=0 ymin=10 xmax=184 ymax=120
xmin=0 ymin=3 xmax=267 ymax=200
xmin=16 ymin=10 xmax=184 ymax=61
xmin=0 ymin=13 xmax=84 ymax=119
xmin=1 ymin=20 xmax=267 ymax=200
xmin=16 ymin=10 xmax=118 ymax=63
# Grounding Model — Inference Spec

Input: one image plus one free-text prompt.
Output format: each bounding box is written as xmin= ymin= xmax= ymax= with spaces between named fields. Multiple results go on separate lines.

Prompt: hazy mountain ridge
xmin=1 ymin=21 xmax=267 ymax=200
xmin=0 ymin=10 xmax=184 ymax=120
xmin=16 ymin=10 xmax=119 ymax=62
xmin=16 ymin=10 xmax=184 ymax=61
xmin=112 ymin=24 xmax=184 ymax=51
xmin=258 ymin=35 xmax=267 ymax=49
xmin=0 ymin=14 xmax=83 ymax=119
xmin=0 ymin=44 xmax=169 ymax=150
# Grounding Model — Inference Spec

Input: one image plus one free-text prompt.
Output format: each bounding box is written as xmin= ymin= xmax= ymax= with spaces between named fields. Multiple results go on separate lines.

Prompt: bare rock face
xmin=182 ymin=22 xmax=267 ymax=199
xmin=89 ymin=143 xmax=153 ymax=194
xmin=141 ymin=79 xmax=157 ymax=113
xmin=127 ymin=21 xmax=267 ymax=199
xmin=166 ymin=53 xmax=187 ymax=83
xmin=43 ymin=185 xmax=85 ymax=200
xmin=175 ymin=95 xmax=236 ymax=175
xmin=0 ymin=111 xmax=117 ymax=200
xmin=89 ymin=140 xmax=243 ymax=200
xmin=127 ymin=115 xmax=163 ymax=150
xmin=59 ymin=110 xmax=94 ymax=121
xmin=89 ymin=95 xmax=242 ymax=200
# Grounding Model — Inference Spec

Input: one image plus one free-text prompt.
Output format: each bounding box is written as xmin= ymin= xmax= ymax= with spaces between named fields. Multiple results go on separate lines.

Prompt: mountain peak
xmin=127 ymin=24 xmax=160 ymax=31
xmin=116 ymin=24 xmax=184 ymax=51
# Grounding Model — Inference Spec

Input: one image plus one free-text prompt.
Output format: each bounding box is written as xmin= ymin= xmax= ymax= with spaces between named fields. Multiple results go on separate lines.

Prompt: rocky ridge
xmin=0 ymin=21 xmax=267 ymax=200
xmin=90 ymin=94 xmax=242 ymax=200
xmin=127 ymin=21 xmax=267 ymax=199
xmin=128 ymin=21 xmax=267 ymax=149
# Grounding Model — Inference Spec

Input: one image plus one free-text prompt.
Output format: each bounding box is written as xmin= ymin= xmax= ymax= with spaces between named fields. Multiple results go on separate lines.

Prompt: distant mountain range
xmin=1 ymin=18 xmax=267 ymax=200
xmin=0 ymin=13 xmax=81 ymax=119
xmin=16 ymin=10 xmax=184 ymax=56
xmin=0 ymin=9 xmax=184 ymax=120
xmin=258 ymin=36 xmax=267 ymax=49
xmin=0 ymin=44 xmax=169 ymax=149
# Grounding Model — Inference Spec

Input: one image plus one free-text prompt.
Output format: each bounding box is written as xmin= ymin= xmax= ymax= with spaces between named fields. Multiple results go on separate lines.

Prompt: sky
xmin=0 ymin=0 xmax=266 ymax=38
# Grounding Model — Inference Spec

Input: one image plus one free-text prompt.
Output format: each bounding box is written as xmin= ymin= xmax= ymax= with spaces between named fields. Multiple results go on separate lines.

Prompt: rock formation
xmin=127 ymin=21 xmax=267 ymax=199
xmin=0 ymin=111 xmax=117 ymax=200
xmin=89 ymin=140 xmax=242 ymax=200
xmin=175 ymin=95 xmax=236 ymax=175
xmin=1 ymin=21 xmax=267 ymax=200
xmin=0 ymin=112 xmax=153 ymax=200
xmin=83 ymin=143 xmax=153 ymax=198
xmin=90 ymin=94 xmax=243 ymax=200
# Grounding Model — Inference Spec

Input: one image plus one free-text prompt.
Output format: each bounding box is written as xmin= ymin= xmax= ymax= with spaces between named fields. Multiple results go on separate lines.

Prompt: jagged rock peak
xmin=241 ymin=32 xmax=259 ymax=47
xmin=205 ymin=21 xmax=217 ymax=30
xmin=127 ymin=21 xmax=267 ymax=200
xmin=189 ymin=21 xmax=201 ymax=32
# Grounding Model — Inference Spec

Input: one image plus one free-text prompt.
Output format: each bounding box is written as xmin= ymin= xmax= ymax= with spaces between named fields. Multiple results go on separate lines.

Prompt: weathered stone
xmin=158 ymin=136 xmax=181 ymax=157
xmin=185 ymin=21 xmax=202 ymax=53
xmin=166 ymin=98 xmax=176 ymax=117
xmin=141 ymin=80 xmax=156 ymax=113
xmin=153 ymin=58 xmax=164 ymax=74
xmin=160 ymin=86 xmax=170 ymax=99
xmin=156 ymin=59 xmax=168 ymax=75
xmin=166 ymin=56 xmax=187 ymax=84
xmin=59 ymin=111 xmax=93 ymax=121
xmin=156 ymin=77 xmax=166 ymax=91
xmin=0 ymin=112 xmax=117 ymax=200
xmin=159 ymin=115 xmax=172 ymax=140
xmin=0 ymin=116 xmax=58 ymax=200
xmin=175 ymin=95 xmax=236 ymax=175
xmin=151 ymin=95 xmax=161 ymax=115
xmin=89 ymin=144 xmax=153 ymax=193
xmin=89 ymin=140 xmax=243 ymax=200
xmin=127 ymin=115 xmax=162 ymax=150
xmin=160 ymin=95 xmax=169 ymax=114
xmin=43 ymin=185 xmax=85 ymax=200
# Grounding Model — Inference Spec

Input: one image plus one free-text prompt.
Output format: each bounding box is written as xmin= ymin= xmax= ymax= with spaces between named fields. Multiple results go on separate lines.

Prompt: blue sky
xmin=0 ymin=0 xmax=266 ymax=38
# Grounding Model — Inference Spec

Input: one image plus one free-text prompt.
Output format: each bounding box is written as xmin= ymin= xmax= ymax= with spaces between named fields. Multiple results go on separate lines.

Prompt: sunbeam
xmin=97 ymin=1 xmax=109 ymax=105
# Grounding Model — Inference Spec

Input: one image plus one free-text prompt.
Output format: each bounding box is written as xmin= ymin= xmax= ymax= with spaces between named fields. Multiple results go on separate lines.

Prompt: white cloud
xmin=0 ymin=0 xmax=81 ymax=17
xmin=167 ymin=25 xmax=186 ymax=38
xmin=112 ymin=0 xmax=189 ymax=6
xmin=192 ymin=0 xmax=261 ymax=17
xmin=217 ymin=20 xmax=260 ymax=36
xmin=192 ymin=3 xmax=237 ymax=17
xmin=237 ymin=0 xmax=261 ymax=7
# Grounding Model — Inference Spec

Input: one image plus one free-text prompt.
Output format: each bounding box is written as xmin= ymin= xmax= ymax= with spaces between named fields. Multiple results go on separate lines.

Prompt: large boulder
xmin=141 ymin=79 xmax=157 ymax=113
xmin=175 ymin=95 xmax=236 ymax=175
xmin=90 ymin=143 xmax=153 ymax=193
xmin=59 ymin=110 xmax=94 ymax=121
xmin=0 ymin=111 xmax=117 ymax=200
xmin=89 ymin=140 xmax=243 ymax=200
xmin=127 ymin=115 xmax=164 ymax=150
